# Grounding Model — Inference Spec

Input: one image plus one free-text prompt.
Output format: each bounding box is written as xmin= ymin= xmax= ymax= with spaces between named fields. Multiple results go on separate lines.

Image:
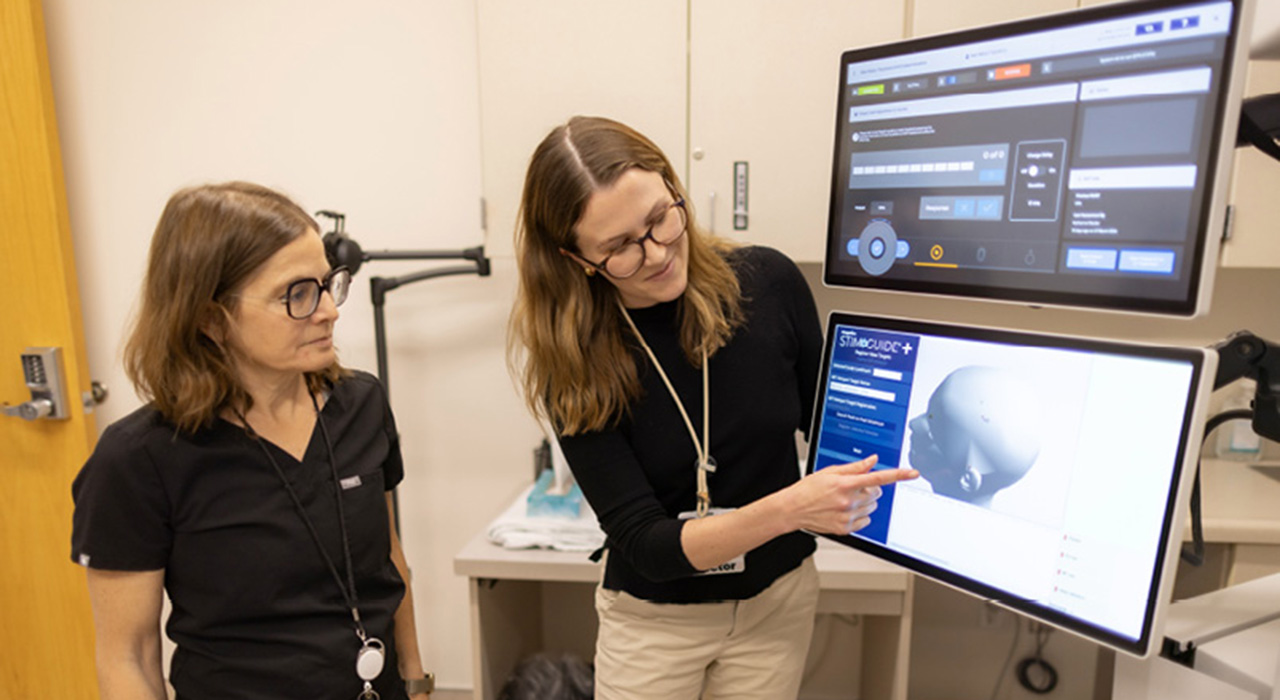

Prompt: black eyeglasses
xmin=564 ymin=199 xmax=688 ymax=279
xmin=281 ymin=267 xmax=351 ymax=319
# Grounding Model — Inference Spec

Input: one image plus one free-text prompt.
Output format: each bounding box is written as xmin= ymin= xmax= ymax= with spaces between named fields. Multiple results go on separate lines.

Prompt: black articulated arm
xmin=1238 ymin=92 xmax=1280 ymax=164
xmin=1211 ymin=331 xmax=1280 ymax=443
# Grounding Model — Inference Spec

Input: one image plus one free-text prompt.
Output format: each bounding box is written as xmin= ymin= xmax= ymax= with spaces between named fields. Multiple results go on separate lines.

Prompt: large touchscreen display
xmin=808 ymin=312 xmax=1214 ymax=656
xmin=824 ymin=0 xmax=1249 ymax=315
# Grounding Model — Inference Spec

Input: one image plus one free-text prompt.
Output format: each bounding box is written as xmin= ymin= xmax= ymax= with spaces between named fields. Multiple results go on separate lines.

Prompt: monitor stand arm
xmin=1211 ymin=330 xmax=1280 ymax=443
xmin=1164 ymin=332 xmax=1280 ymax=667
xmin=1238 ymin=92 xmax=1280 ymax=163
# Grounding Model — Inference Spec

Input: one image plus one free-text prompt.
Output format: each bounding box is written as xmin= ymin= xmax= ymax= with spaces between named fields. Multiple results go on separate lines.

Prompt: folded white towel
xmin=485 ymin=484 xmax=606 ymax=552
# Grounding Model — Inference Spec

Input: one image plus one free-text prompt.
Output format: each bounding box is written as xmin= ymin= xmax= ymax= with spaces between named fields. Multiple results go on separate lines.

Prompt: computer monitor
xmin=824 ymin=0 xmax=1254 ymax=316
xmin=806 ymin=311 xmax=1218 ymax=657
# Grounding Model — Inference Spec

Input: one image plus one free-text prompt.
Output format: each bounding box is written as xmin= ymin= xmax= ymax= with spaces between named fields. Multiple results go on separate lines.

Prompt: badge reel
xmin=356 ymin=637 xmax=385 ymax=700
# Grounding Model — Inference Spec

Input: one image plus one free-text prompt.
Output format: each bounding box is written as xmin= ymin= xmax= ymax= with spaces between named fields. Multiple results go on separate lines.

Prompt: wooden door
xmin=0 ymin=0 xmax=100 ymax=697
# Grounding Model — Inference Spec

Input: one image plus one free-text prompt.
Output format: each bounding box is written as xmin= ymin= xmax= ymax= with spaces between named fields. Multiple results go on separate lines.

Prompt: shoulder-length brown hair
xmin=508 ymin=116 xmax=744 ymax=436
xmin=123 ymin=181 xmax=346 ymax=433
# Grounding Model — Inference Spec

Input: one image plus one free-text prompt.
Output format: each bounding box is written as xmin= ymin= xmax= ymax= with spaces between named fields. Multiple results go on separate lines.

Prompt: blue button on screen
xmin=976 ymin=198 xmax=1003 ymax=220
xmin=1066 ymin=247 xmax=1118 ymax=271
xmin=1118 ymin=249 xmax=1176 ymax=275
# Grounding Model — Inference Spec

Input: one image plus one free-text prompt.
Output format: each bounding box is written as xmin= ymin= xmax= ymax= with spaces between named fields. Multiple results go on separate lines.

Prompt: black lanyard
xmin=238 ymin=393 xmax=368 ymax=640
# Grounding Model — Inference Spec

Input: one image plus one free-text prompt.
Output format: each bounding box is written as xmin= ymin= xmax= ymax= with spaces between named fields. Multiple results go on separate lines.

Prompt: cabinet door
xmin=476 ymin=1 xmax=687 ymax=257
xmin=909 ymin=0 xmax=1078 ymax=38
xmin=688 ymin=0 xmax=906 ymax=261
xmin=1221 ymin=60 xmax=1280 ymax=268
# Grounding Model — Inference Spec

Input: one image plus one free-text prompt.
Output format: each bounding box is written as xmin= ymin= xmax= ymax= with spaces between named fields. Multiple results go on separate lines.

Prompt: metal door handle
xmin=2 ymin=398 xmax=53 ymax=421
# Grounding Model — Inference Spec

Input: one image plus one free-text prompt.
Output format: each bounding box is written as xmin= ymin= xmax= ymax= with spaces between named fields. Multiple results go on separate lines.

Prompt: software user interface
xmin=812 ymin=321 xmax=1197 ymax=643
xmin=827 ymin=1 xmax=1236 ymax=310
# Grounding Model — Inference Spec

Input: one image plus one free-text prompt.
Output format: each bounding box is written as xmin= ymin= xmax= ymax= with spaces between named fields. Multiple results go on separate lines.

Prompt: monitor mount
xmin=1238 ymin=92 xmax=1280 ymax=164
xmin=1175 ymin=103 xmax=1280 ymax=570
xmin=1171 ymin=331 xmax=1280 ymax=665
xmin=1211 ymin=330 xmax=1280 ymax=441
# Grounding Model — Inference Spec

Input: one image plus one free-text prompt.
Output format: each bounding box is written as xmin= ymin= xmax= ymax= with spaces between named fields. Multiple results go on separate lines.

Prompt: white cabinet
xmin=476 ymin=1 xmax=688 ymax=257
xmin=909 ymin=0 xmax=1076 ymax=38
xmin=1221 ymin=60 xmax=1280 ymax=268
xmin=476 ymin=0 xmax=907 ymax=261
xmin=687 ymin=1 xmax=905 ymax=260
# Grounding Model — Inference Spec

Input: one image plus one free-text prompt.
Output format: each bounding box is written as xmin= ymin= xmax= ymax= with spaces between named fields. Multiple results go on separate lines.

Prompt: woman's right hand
xmin=782 ymin=455 xmax=919 ymax=535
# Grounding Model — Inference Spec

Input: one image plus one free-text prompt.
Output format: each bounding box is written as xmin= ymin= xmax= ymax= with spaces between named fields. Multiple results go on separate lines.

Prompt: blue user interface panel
xmin=824 ymin=0 xmax=1248 ymax=315
xmin=808 ymin=312 xmax=1211 ymax=657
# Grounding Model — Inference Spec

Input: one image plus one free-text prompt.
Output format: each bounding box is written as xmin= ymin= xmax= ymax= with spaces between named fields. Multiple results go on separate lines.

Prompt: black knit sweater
xmin=559 ymin=246 xmax=823 ymax=603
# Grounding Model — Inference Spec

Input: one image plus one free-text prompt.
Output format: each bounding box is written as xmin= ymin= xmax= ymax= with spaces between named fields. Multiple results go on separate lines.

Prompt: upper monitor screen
xmin=824 ymin=0 xmax=1250 ymax=315
xmin=806 ymin=311 xmax=1216 ymax=657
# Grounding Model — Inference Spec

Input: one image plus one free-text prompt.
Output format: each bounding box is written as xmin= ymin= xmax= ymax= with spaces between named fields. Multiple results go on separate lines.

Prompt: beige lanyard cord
xmin=618 ymin=302 xmax=714 ymax=517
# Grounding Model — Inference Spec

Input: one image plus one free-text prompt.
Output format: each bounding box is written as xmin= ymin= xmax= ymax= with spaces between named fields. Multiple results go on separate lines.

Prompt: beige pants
xmin=593 ymin=556 xmax=819 ymax=700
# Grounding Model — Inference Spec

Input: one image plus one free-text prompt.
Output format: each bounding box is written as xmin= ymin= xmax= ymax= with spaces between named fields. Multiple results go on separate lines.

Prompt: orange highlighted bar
xmin=993 ymin=63 xmax=1032 ymax=80
xmin=914 ymin=262 xmax=959 ymax=268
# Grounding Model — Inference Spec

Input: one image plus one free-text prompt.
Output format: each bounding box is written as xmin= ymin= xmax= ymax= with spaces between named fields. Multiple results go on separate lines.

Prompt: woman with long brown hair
xmin=71 ymin=182 xmax=434 ymax=699
xmin=509 ymin=117 xmax=918 ymax=699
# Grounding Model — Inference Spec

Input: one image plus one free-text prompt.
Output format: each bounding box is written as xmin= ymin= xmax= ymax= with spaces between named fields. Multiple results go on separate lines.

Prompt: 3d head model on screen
xmin=907 ymin=366 xmax=1044 ymax=508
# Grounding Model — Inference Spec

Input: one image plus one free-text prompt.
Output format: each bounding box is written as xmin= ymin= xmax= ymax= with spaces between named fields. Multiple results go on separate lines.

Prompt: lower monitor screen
xmin=807 ymin=312 xmax=1215 ymax=656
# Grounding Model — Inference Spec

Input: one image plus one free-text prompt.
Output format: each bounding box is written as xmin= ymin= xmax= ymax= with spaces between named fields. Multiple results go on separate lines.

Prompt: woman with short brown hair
xmin=72 ymin=182 xmax=434 ymax=699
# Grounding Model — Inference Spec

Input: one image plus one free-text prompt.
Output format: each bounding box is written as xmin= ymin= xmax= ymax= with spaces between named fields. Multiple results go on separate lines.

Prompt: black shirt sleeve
xmin=558 ymin=429 xmax=696 ymax=582
xmin=71 ymin=411 xmax=173 ymax=571
xmin=368 ymin=375 xmax=405 ymax=492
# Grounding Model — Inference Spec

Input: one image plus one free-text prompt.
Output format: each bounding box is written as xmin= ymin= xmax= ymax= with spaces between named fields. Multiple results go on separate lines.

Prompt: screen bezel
xmin=822 ymin=0 xmax=1253 ymax=317
xmin=805 ymin=311 xmax=1216 ymax=657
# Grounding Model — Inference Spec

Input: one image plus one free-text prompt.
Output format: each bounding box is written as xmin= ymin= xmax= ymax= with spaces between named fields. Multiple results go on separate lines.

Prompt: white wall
xmin=42 ymin=1 xmax=541 ymax=691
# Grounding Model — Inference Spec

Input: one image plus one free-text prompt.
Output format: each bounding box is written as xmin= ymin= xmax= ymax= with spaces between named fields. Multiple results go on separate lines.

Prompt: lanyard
xmin=619 ymin=302 xmax=715 ymax=517
xmin=238 ymin=393 xmax=387 ymax=697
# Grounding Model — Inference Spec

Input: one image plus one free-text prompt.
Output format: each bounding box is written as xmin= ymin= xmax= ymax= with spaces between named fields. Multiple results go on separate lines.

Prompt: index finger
xmin=823 ymin=454 xmax=879 ymax=475
xmin=851 ymin=466 xmax=920 ymax=488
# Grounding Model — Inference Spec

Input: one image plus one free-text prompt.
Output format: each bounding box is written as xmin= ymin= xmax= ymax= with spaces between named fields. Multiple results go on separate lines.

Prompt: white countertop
xmin=454 ymin=528 xmax=910 ymax=592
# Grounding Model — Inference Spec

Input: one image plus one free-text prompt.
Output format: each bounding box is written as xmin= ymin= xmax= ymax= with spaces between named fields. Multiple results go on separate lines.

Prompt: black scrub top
xmin=71 ymin=370 xmax=409 ymax=700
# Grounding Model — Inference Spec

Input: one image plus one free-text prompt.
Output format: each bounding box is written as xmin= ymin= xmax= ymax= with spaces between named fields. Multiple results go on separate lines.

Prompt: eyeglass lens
xmin=286 ymin=268 xmax=351 ymax=319
xmin=603 ymin=203 xmax=687 ymax=278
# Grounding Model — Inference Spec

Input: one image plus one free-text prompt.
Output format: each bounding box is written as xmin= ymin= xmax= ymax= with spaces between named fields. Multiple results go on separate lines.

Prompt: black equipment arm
xmin=1210 ymin=330 xmax=1280 ymax=443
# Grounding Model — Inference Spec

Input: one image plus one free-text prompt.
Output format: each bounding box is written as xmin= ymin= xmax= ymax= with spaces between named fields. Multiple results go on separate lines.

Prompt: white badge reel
xmin=356 ymin=637 xmax=385 ymax=699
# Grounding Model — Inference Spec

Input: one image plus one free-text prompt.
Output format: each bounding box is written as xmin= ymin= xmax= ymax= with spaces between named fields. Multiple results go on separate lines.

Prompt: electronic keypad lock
xmin=2 ymin=347 xmax=70 ymax=421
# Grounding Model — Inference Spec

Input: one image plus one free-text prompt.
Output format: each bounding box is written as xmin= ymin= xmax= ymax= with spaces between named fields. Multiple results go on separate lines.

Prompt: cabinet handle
xmin=708 ymin=191 xmax=716 ymax=233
